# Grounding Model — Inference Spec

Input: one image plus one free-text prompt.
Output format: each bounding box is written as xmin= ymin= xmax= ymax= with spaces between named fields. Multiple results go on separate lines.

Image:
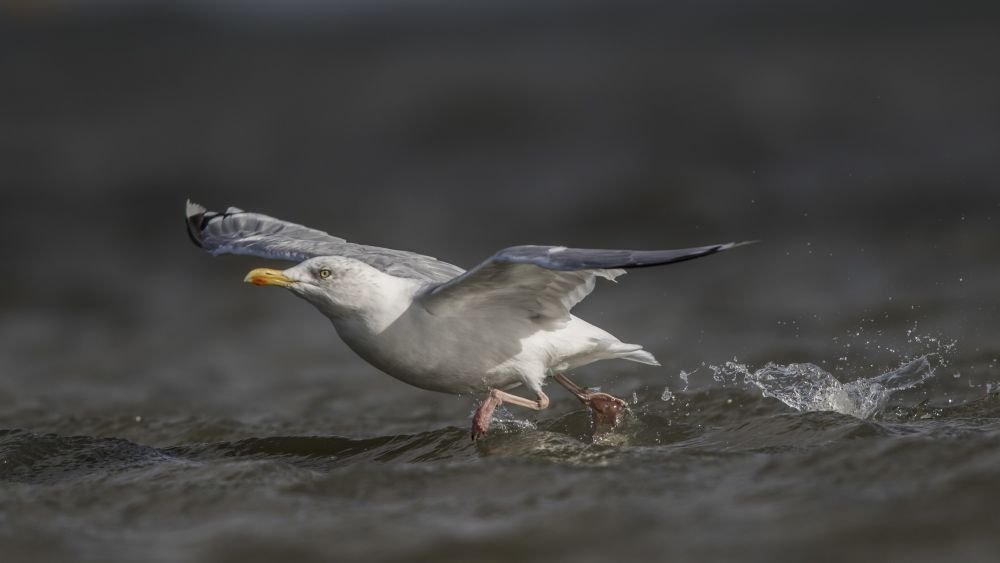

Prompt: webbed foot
xmin=582 ymin=392 xmax=628 ymax=426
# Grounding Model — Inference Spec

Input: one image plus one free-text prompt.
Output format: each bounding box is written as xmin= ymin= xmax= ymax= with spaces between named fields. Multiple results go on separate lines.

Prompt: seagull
xmin=186 ymin=201 xmax=751 ymax=439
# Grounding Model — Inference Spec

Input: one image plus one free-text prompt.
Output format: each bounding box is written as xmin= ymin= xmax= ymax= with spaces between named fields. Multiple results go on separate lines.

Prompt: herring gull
xmin=186 ymin=201 xmax=751 ymax=438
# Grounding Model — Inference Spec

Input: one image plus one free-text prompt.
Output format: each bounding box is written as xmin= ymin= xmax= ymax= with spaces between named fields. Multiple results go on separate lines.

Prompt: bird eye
xmin=318 ymin=269 xmax=332 ymax=279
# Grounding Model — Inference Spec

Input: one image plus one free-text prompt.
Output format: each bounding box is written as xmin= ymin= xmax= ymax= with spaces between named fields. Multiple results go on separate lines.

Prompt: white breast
xmin=332 ymin=304 xmax=534 ymax=393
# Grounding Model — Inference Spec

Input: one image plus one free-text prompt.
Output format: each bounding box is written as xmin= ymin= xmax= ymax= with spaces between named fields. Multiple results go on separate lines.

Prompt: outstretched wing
xmin=185 ymin=201 xmax=465 ymax=282
xmin=418 ymin=242 xmax=751 ymax=324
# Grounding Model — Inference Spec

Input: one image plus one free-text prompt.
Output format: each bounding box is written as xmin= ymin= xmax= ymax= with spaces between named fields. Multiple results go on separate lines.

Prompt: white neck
xmin=314 ymin=272 xmax=422 ymax=335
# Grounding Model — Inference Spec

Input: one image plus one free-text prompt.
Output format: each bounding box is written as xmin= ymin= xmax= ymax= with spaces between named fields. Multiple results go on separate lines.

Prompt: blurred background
xmin=2 ymin=0 xmax=998 ymax=401
xmin=1 ymin=1 xmax=999 ymax=562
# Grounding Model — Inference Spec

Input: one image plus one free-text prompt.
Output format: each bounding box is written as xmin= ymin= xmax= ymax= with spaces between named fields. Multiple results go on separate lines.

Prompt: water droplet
xmin=660 ymin=387 xmax=673 ymax=402
xmin=678 ymin=369 xmax=695 ymax=391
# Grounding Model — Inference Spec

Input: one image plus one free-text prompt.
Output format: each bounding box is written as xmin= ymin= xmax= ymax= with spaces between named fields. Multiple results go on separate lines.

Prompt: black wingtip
xmin=694 ymin=239 xmax=757 ymax=261
xmin=185 ymin=199 xmax=208 ymax=248
xmin=623 ymin=239 xmax=757 ymax=269
xmin=720 ymin=240 xmax=760 ymax=251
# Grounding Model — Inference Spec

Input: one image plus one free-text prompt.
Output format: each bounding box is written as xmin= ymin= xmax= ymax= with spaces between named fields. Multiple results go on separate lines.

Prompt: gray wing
xmin=185 ymin=201 xmax=465 ymax=282
xmin=419 ymin=242 xmax=751 ymax=324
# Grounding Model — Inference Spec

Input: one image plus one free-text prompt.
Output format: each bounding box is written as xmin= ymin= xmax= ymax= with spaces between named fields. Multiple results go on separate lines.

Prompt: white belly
xmin=331 ymin=308 xmax=534 ymax=394
xmin=331 ymin=302 xmax=628 ymax=396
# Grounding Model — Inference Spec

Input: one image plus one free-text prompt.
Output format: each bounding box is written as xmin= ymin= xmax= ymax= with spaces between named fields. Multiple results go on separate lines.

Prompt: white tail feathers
xmin=616 ymin=346 xmax=661 ymax=366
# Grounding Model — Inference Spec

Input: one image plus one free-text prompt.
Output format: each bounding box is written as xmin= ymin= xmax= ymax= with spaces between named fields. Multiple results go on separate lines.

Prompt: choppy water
xmin=3 ymin=1 xmax=1000 ymax=562
xmin=3 ymin=327 xmax=999 ymax=563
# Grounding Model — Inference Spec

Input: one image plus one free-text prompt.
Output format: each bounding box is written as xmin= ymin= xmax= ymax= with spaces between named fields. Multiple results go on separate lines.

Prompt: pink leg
xmin=472 ymin=388 xmax=550 ymax=440
xmin=552 ymin=373 xmax=628 ymax=426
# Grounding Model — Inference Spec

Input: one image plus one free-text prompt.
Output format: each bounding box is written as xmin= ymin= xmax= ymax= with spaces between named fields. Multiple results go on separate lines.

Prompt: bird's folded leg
xmin=552 ymin=373 xmax=628 ymax=426
xmin=472 ymin=388 xmax=550 ymax=440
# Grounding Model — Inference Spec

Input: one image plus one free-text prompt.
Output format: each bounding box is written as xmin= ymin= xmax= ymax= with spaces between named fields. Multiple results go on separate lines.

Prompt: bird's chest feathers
xmin=333 ymin=305 xmax=447 ymax=372
xmin=331 ymin=302 xmax=536 ymax=393
xmin=327 ymin=284 xmax=434 ymax=374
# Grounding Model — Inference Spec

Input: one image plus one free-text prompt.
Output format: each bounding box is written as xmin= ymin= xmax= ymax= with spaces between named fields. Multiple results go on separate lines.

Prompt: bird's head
xmin=243 ymin=256 xmax=387 ymax=319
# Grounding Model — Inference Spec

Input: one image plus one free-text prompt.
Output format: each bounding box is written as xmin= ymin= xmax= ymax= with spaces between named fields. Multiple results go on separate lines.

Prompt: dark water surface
xmin=2 ymin=1 xmax=1000 ymax=562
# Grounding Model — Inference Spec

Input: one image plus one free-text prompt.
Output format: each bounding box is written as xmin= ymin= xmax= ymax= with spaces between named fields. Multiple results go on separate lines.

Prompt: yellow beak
xmin=244 ymin=268 xmax=293 ymax=288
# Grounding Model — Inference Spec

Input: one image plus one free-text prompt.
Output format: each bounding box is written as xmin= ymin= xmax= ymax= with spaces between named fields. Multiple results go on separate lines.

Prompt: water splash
xmin=490 ymin=407 xmax=539 ymax=433
xmin=679 ymin=369 xmax=696 ymax=391
xmin=709 ymin=356 xmax=937 ymax=419
xmin=661 ymin=368 xmax=696 ymax=401
xmin=660 ymin=387 xmax=674 ymax=402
